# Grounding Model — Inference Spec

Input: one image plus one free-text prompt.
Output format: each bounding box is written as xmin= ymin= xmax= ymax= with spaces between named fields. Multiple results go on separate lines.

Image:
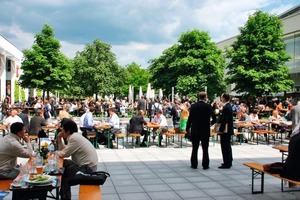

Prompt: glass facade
xmin=284 ymin=32 xmax=300 ymax=89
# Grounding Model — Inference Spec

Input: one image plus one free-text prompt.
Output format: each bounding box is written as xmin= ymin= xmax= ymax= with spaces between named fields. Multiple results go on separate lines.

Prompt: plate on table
xmin=26 ymin=175 xmax=54 ymax=185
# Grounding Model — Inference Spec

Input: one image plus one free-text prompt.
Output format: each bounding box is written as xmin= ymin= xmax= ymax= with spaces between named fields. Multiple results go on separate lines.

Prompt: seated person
xmin=129 ymin=110 xmax=148 ymax=146
xmin=2 ymin=108 xmax=23 ymax=133
xmin=235 ymin=107 xmax=250 ymax=142
xmin=108 ymin=108 xmax=120 ymax=140
xmin=152 ymin=110 xmax=168 ymax=146
xmin=29 ymin=109 xmax=48 ymax=138
xmin=250 ymin=109 xmax=263 ymax=129
xmin=0 ymin=122 xmax=33 ymax=179
xmin=58 ymin=104 xmax=72 ymax=120
xmin=269 ymin=110 xmax=284 ymax=132
xmin=82 ymin=106 xmax=96 ymax=138
xmin=57 ymin=119 xmax=98 ymax=200
xmin=280 ymin=124 xmax=300 ymax=181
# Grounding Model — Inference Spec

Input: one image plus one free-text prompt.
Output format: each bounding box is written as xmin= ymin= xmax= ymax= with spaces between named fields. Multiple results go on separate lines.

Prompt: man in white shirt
xmin=108 ymin=108 xmax=120 ymax=145
xmin=152 ymin=110 xmax=168 ymax=146
xmin=2 ymin=108 xmax=23 ymax=133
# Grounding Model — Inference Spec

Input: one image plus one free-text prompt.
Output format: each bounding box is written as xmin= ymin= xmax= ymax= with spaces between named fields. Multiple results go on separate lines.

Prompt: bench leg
xmin=251 ymin=169 xmax=264 ymax=194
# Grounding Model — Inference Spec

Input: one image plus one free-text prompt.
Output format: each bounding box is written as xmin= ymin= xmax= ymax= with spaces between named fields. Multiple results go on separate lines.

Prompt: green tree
xmin=122 ymin=62 xmax=150 ymax=98
xmin=226 ymin=10 xmax=293 ymax=98
xmin=14 ymin=80 xmax=20 ymax=103
xmin=72 ymin=39 xmax=125 ymax=99
xmin=19 ymin=24 xmax=72 ymax=99
xmin=149 ymin=29 xmax=225 ymax=100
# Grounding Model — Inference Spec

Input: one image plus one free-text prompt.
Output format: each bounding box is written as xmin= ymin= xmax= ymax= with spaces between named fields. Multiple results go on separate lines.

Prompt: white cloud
xmin=0 ymin=24 xmax=34 ymax=51
xmin=1 ymin=0 xmax=299 ymax=69
xmin=112 ymin=42 xmax=170 ymax=68
xmin=60 ymin=41 xmax=84 ymax=58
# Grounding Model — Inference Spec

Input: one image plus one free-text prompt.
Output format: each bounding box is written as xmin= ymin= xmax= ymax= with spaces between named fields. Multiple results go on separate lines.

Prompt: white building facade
xmin=0 ymin=34 xmax=28 ymax=104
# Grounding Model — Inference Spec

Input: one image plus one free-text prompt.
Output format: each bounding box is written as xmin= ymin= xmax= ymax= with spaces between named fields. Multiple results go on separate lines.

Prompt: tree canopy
xmin=122 ymin=62 xmax=150 ymax=97
xmin=149 ymin=29 xmax=225 ymax=100
xmin=19 ymin=24 xmax=72 ymax=99
xmin=71 ymin=39 xmax=125 ymax=99
xmin=225 ymin=10 xmax=293 ymax=97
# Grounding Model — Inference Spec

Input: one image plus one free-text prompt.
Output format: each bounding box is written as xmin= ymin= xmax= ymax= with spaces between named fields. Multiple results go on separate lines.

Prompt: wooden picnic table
xmin=94 ymin=124 xmax=112 ymax=148
xmin=8 ymin=156 xmax=63 ymax=200
xmin=272 ymin=145 xmax=288 ymax=162
xmin=145 ymin=123 xmax=161 ymax=147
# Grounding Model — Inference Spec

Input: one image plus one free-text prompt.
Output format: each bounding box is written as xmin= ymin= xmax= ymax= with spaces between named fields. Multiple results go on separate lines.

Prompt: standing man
xmin=186 ymin=92 xmax=216 ymax=170
xmin=137 ymin=95 xmax=147 ymax=113
xmin=217 ymin=93 xmax=234 ymax=169
xmin=291 ymin=101 xmax=300 ymax=129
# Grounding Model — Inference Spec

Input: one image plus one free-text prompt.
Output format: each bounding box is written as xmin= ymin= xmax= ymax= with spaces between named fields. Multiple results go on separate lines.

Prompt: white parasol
xmin=158 ymin=88 xmax=163 ymax=100
xmin=146 ymin=83 xmax=151 ymax=100
xmin=139 ymin=86 xmax=143 ymax=99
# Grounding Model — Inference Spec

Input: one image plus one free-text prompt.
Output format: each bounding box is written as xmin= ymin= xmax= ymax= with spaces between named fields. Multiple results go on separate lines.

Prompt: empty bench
xmin=244 ymin=162 xmax=300 ymax=193
xmin=79 ymin=185 xmax=102 ymax=200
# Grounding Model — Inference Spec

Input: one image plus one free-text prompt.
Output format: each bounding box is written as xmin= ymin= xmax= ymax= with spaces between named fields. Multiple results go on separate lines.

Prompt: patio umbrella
xmin=150 ymin=89 xmax=155 ymax=99
xmin=146 ymin=83 xmax=151 ymax=100
xmin=128 ymin=85 xmax=132 ymax=104
xmin=139 ymin=86 xmax=143 ymax=98
xmin=158 ymin=88 xmax=163 ymax=100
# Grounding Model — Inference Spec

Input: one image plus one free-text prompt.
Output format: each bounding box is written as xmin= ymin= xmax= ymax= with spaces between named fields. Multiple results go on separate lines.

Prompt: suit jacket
xmin=186 ymin=101 xmax=216 ymax=140
xmin=218 ymin=102 xmax=234 ymax=135
xmin=137 ymin=99 xmax=147 ymax=112
xmin=29 ymin=116 xmax=46 ymax=135
xmin=280 ymin=133 xmax=300 ymax=181
xmin=129 ymin=114 xmax=147 ymax=134
xmin=291 ymin=104 xmax=300 ymax=128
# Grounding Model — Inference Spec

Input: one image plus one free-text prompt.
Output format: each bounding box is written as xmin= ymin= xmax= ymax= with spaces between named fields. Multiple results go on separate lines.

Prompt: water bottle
xmin=36 ymin=152 xmax=43 ymax=167
xmin=48 ymin=143 xmax=55 ymax=153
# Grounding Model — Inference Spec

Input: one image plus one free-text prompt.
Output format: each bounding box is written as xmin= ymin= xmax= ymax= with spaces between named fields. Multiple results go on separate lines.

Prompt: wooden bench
xmin=244 ymin=162 xmax=300 ymax=193
xmin=79 ymin=185 xmax=102 ymax=200
xmin=128 ymin=133 xmax=141 ymax=148
xmin=0 ymin=179 xmax=13 ymax=190
xmin=162 ymin=131 xmax=175 ymax=147
xmin=115 ymin=133 xmax=125 ymax=149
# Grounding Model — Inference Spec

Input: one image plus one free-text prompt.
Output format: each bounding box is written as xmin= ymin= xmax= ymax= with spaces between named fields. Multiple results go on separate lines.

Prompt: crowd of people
xmin=0 ymin=92 xmax=300 ymax=200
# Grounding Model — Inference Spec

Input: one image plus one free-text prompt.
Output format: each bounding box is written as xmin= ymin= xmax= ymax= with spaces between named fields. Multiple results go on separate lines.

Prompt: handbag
xmin=263 ymin=162 xmax=284 ymax=174
xmin=214 ymin=123 xmax=228 ymax=134
xmin=68 ymin=171 xmax=110 ymax=186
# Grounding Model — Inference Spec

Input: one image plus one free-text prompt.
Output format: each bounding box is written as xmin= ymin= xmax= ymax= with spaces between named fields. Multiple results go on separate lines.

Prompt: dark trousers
xmin=191 ymin=136 xmax=209 ymax=168
xmin=60 ymin=160 xmax=96 ymax=200
xmin=220 ymin=133 xmax=233 ymax=166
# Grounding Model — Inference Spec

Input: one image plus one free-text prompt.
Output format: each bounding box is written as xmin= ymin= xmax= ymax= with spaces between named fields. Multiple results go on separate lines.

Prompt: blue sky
xmin=0 ymin=0 xmax=299 ymax=68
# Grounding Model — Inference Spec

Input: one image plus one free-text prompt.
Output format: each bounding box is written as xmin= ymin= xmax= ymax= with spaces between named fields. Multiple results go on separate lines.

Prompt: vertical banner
xmin=6 ymin=80 xmax=11 ymax=104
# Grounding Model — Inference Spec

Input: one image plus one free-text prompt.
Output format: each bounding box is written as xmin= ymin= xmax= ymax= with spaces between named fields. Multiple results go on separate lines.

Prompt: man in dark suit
xmin=291 ymin=101 xmax=300 ymax=129
xmin=217 ymin=93 xmax=234 ymax=169
xmin=280 ymin=130 xmax=300 ymax=181
xmin=137 ymin=96 xmax=147 ymax=113
xmin=129 ymin=110 xmax=148 ymax=147
xmin=186 ymin=92 xmax=216 ymax=170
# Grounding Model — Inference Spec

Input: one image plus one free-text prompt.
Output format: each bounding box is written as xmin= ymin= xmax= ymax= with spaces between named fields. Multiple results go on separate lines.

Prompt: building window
xmin=6 ymin=58 xmax=11 ymax=72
